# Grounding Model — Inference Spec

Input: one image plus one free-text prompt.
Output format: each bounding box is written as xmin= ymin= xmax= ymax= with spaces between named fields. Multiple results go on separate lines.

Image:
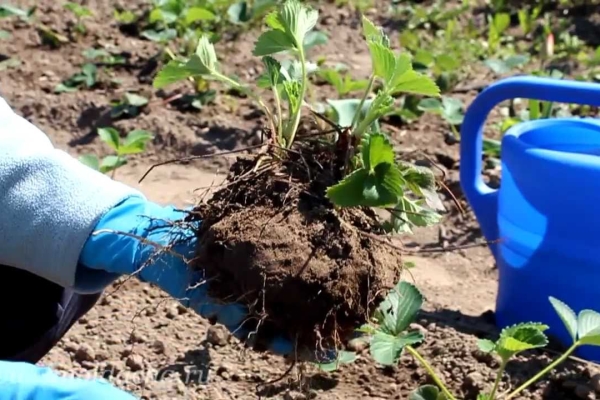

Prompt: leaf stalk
xmin=504 ymin=342 xmax=579 ymax=400
xmin=284 ymin=46 xmax=308 ymax=148
xmin=350 ymin=73 xmax=375 ymax=132
xmin=405 ymin=345 xmax=456 ymax=400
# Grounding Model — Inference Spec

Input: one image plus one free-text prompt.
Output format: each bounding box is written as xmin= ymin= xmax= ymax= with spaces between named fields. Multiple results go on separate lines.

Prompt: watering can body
xmin=460 ymin=76 xmax=600 ymax=362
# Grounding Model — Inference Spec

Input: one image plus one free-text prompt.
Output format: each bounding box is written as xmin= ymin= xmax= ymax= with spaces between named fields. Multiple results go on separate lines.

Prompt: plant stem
xmin=350 ymin=73 xmax=375 ymax=131
xmin=353 ymin=109 xmax=378 ymax=138
xmin=284 ymin=47 xmax=308 ymax=148
xmin=110 ymin=155 xmax=120 ymax=180
xmin=405 ymin=346 xmax=456 ymax=400
xmin=505 ymin=343 xmax=579 ymax=400
xmin=272 ymin=85 xmax=283 ymax=144
xmin=488 ymin=358 xmax=508 ymax=400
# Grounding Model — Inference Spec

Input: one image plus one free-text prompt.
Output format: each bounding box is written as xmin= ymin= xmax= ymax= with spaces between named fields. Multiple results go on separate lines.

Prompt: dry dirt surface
xmin=3 ymin=0 xmax=600 ymax=399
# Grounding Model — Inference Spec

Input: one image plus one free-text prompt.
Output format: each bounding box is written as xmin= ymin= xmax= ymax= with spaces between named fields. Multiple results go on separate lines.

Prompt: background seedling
xmin=110 ymin=93 xmax=150 ymax=119
xmin=64 ymin=2 xmax=93 ymax=38
xmin=79 ymin=127 xmax=154 ymax=177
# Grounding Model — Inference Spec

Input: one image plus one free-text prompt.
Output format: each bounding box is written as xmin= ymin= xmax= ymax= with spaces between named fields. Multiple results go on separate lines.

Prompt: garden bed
xmin=3 ymin=0 xmax=600 ymax=398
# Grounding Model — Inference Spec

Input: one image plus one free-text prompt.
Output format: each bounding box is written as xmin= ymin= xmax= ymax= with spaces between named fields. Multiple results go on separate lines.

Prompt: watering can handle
xmin=460 ymin=75 xmax=600 ymax=255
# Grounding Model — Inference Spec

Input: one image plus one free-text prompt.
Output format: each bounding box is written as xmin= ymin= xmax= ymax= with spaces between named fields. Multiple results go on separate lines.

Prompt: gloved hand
xmin=0 ymin=361 xmax=136 ymax=400
xmin=0 ymin=94 xmax=291 ymax=356
xmin=77 ymin=197 xmax=293 ymax=354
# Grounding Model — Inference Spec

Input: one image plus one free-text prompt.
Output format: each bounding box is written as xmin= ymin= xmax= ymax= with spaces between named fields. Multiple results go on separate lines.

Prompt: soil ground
xmin=3 ymin=0 xmax=600 ymax=399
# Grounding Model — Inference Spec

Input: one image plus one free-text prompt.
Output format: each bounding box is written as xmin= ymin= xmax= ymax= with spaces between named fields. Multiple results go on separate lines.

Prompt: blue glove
xmin=78 ymin=196 xmax=293 ymax=355
xmin=0 ymin=361 xmax=136 ymax=400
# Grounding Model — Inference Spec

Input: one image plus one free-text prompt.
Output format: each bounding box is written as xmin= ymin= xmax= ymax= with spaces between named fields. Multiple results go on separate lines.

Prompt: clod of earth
xmin=191 ymin=141 xmax=402 ymax=356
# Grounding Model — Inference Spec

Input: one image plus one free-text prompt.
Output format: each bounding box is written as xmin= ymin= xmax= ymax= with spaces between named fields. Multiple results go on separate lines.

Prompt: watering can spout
xmin=460 ymin=75 xmax=600 ymax=257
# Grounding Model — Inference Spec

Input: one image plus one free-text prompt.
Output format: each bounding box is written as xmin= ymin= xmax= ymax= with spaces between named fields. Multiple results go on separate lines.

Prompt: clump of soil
xmin=192 ymin=139 xmax=402 ymax=356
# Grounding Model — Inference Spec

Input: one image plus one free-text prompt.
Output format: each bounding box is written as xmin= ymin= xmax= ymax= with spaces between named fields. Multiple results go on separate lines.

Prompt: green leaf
xmin=0 ymin=30 xmax=10 ymax=39
xmin=504 ymin=54 xmax=530 ymax=69
xmin=316 ymin=350 xmax=357 ymax=372
xmin=97 ymin=127 xmax=120 ymax=151
xmin=54 ymin=83 xmax=79 ymax=93
xmin=477 ymin=339 xmax=496 ymax=353
xmin=409 ymin=385 xmax=445 ymax=400
xmin=78 ymin=154 xmax=100 ymax=170
xmin=436 ymin=54 xmax=460 ymax=72
xmin=390 ymin=198 xmax=443 ymax=233
xmin=363 ymin=163 xmax=405 ymax=206
xmin=0 ymin=4 xmax=29 ymax=18
xmin=376 ymin=281 xmax=423 ymax=335
xmin=124 ymin=93 xmax=148 ymax=107
xmin=262 ymin=56 xmax=282 ymax=87
xmin=264 ymin=10 xmax=285 ymax=31
xmin=153 ymin=60 xmax=192 ymax=88
xmin=578 ymin=310 xmax=600 ymax=345
xmin=253 ymin=30 xmax=296 ymax=56
xmin=114 ymin=10 xmax=136 ymax=24
xmin=281 ymin=79 xmax=302 ymax=112
xmin=0 ymin=57 xmax=20 ymax=71
xmin=390 ymin=70 xmax=440 ymax=97
xmin=417 ymin=98 xmax=443 ymax=113
xmin=185 ymin=7 xmax=215 ymax=24
xmin=326 ymin=168 xmax=369 ymax=207
xmin=153 ymin=37 xmax=218 ymax=88
xmin=371 ymin=330 xmax=423 ymax=366
xmin=277 ymin=0 xmax=318 ymax=48
xmin=81 ymin=63 xmax=97 ymax=87
xmin=496 ymin=322 xmax=549 ymax=360
xmin=119 ymin=130 xmax=154 ymax=155
xmin=303 ymin=30 xmax=328 ymax=51
xmin=499 ymin=328 xmax=547 ymax=354
xmin=227 ymin=2 xmax=250 ymax=24
xmin=141 ymin=28 xmax=177 ymax=43
xmin=356 ymin=324 xmax=377 ymax=334
xmin=493 ymin=12 xmax=511 ymax=33
xmin=361 ymin=15 xmax=388 ymax=46
xmin=549 ymin=296 xmax=578 ymax=343
xmin=370 ymin=332 xmax=404 ymax=366
xmin=64 ymin=2 xmax=92 ymax=17
xmin=99 ymin=155 xmax=126 ymax=173
xmin=361 ymin=133 xmax=395 ymax=172
xmin=368 ymin=42 xmax=396 ymax=83
xmin=327 ymin=98 xmax=374 ymax=128
xmin=440 ymin=97 xmax=464 ymax=125
xmin=356 ymin=91 xmax=394 ymax=133
xmin=193 ymin=35 xmax=218 ymax=72
xmin=326 ymin=162 xmax=405 ymax=208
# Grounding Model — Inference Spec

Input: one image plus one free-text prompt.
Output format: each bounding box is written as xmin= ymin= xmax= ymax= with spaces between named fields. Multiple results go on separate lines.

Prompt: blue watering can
xmin=461 ymin=76 xmax=600 ymax=362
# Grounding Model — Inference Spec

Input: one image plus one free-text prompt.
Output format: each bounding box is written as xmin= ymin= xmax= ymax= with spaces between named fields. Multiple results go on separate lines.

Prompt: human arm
xmin=0 ymin=95 xmax=291 ymax=354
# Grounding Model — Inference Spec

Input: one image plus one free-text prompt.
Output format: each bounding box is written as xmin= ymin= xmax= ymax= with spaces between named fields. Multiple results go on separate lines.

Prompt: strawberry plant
xmin=351 ymin=280 xmax=600 ymax=400
xmin=150 ymin=0 xmax=444 ymax=356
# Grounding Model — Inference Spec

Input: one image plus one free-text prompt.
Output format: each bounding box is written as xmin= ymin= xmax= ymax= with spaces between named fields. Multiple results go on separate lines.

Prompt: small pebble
xmin=152 ymin=340 xmax=166 ymax=354
xmin=347 ymin=337 xmax=368 ymax=353
xmin=74 ymin=344 xmax=95 ymax=363
xmin=126 ymin=354 xmax=144 ymax=372
xmin=206 ymin=326 xmax=228 ymax=346
xmin=129 ymin=330 xmax=147 ymax=344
